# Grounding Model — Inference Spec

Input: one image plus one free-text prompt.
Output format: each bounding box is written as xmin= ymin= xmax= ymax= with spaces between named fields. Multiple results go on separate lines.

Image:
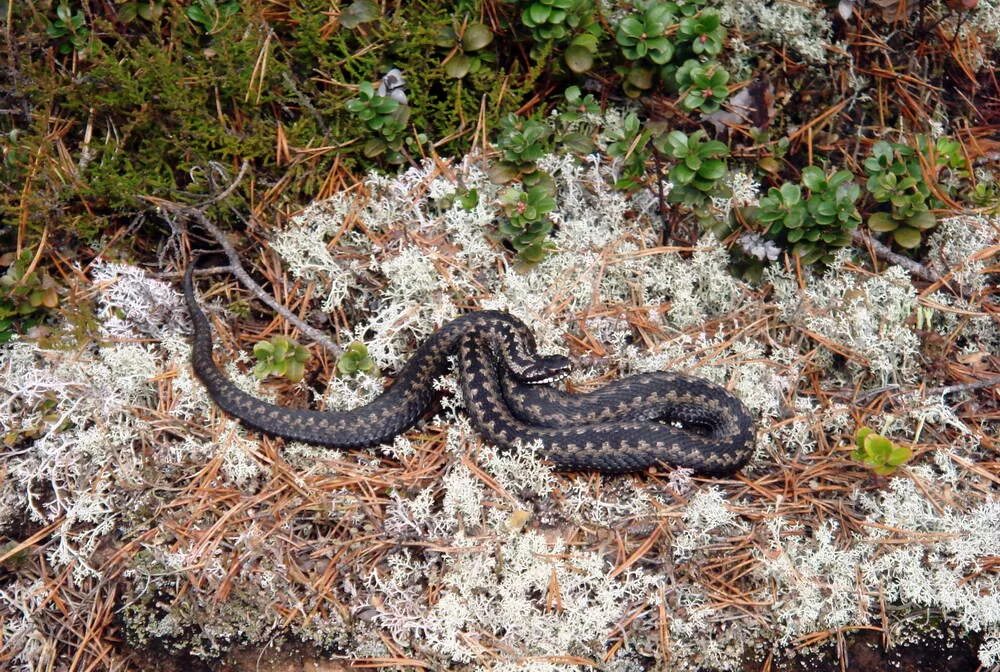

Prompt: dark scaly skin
xmin=184 ymin=261 xmax=755 ymax=474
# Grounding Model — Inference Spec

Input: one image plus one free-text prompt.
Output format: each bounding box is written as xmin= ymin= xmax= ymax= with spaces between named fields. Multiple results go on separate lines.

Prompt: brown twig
xmin=145 ymin=164 xmax=343 ymax=356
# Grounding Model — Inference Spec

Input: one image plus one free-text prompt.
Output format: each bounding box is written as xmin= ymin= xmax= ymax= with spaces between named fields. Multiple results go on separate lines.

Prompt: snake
xmin=184 ymin=261 xmax=754 ymax=474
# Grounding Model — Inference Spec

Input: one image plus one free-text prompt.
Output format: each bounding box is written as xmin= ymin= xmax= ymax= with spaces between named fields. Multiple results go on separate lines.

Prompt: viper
xmin=184 ymin=261 xmax=754 ymax=474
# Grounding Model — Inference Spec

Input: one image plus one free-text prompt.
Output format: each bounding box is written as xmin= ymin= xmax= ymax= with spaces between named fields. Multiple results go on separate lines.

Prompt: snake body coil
xmin=184 ymin=263 xmax=754 ymax=474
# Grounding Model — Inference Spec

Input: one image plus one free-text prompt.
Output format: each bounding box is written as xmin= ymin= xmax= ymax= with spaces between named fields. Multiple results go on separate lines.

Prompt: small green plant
xmin=555 ymin=86 xmax=601 ymax=154
xmin=606 ymin=112 xmax=653 ymax=191
xmin=491 ymin=114 xmax=552 ymax=183
xmin=439 ymin=21 xmax=496 ymax=79
xmin=185 ymin=0 xmax=240 ymax=34
xmin=863 ymin=140 xmax=938 ymax=249
xmin=337 ymin=342 xmax=376 ymax=376
xmin=521 ymin=0 xmax=589 ymax=41
xmin=253 ymin=336 xmax=311 ymax=383
xmin=498 ymin=185 xmax=557 ymax=262
xmin=678 ymin=10 xmax=725 ymax=56
xmin=851 ymin=426 xmax=913 ymax=475
xmin=755 ymin=166 xmax=861 ymax=265
xmin=346 ymin=81 xmax=410 ymax=164
xmin=676 ymin=59 xmax=729 ymax=113
xmin=116 ymin=1 xmax=165 ymax=23
xmin=616 ymin=5 xmax=675 ymax=64
xmin=46 ymin=3 xmax=90 ymax=55
xmin=563 ymin=29 xmax=601 ymax=73
xmin=656 ymin=129 xmax=729 ymax=206
xmin=0 ymin=250 xmax=60 ymax=342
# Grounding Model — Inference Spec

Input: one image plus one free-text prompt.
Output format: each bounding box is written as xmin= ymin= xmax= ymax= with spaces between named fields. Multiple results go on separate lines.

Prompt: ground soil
xmin=130 ymin=626 xmax=983 ymax=671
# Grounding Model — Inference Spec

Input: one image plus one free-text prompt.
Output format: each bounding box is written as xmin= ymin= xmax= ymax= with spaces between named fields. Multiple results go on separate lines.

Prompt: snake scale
xmin=184 ymin=261 xmax=754 ymax=474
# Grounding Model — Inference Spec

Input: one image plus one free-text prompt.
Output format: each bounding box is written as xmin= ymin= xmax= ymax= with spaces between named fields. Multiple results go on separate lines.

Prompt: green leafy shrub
xmin=337 ymin=342 xmax=376 ymax=376
xmin=185 ymin=0 xmax=240 ymax=34
xmin=678 ymin=10 xmax=725 ymax=56
xmin=498 ymin=186 xmax=557 ymax=262
xmin=616 ymin=5 xmax=675 ymax=64
xmin=0 ymin=250 xmax=60 ymax=343
xmin=656 ymin=129 xmax=729 ymax=206
xmin=438 ymin=22 xmax=496 ymax=79
xmin=851 ymin=426 xmax=913 ymax=476
xmin=521 ymin=0 xmax=589 ymax=41
xmin=676 ymin=59 xmax=729 ymax=113
xmin=863 ymin=140 xmax=938 ymax=249
xmin=606 ymin=112 xmax=653 ymax=191
xmin=490 ymin=114 xmax=553 ymax=183
xmin=756 ymin=166 xmax=861 ymax=265
xmin=253 ymin=335 xmax=311 ymax=383
xmin=555 ymin=86 xmax=601 ymax=153
xmin=46 ymin=3 xmax=90 ymax=55
xmin=346 ymin=81 xmax=411 ymax=163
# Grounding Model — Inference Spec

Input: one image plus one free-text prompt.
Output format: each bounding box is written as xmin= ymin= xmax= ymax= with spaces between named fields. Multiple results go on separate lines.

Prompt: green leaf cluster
xmin=253 ymin=335 xmax=311 ymax=383
xmin=346 ymin=82 xmax=411 ymax=163
xmin=656 ymin=129 xmax=729 ymax=206
xmin=520 ymin=0 xmax=600 ymax=73
xmin=851 ymin=427 xmax=913 ymax=476
xmin=337 ymin=342 xmax=376 ymax=376
xmin=864 ymin=140 xmax=939 ymax=249
xmin=492 ymin=114 xmax=553 ymax=183
xmin=498 ymin=186 xmax=558 ymax=263
xmin=616 ymin=5 xmax=675 ymax=64
xmin=554 ymin=86 xmax=601 ymax=154
xmin=185 ymin=0 xmax=240 ymax=34
xmin=0 ymin=250 xmax=61 ymax=343
xmin=614 ymin=3 xmax=729 ymax=103
xmin=46 ymin=3 xmax=90 ymax=55
xmin=674 ymin=59 xmax=729 ymax=113
xmin=606 ymin=112 xmax=653 ymax=191
xmin=678 ymin=11 xmax=725 ymax=56
xmin=521 ymin=0 xmax=590 ymax=41
xmin=756 ymin=166 xmax=861 ymax=265
xmin=438 ymin=22 xmax=496 ymax=79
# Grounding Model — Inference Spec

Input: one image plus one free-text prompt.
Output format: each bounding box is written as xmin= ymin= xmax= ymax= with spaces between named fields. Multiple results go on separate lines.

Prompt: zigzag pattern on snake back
xmin=184 ymin=260 xmax=755 ymax=474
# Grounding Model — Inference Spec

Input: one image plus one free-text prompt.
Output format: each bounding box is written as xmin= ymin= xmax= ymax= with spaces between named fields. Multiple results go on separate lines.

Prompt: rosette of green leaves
xmin=678 ymin=10 xmax=725 ymax=56
xmin=498 ymin=186 xmax=557 ymax=262
xmin=521 ymin=0 xmax=588 ymax=41
xmin=656 ymin=129 xmax=729 ymax=205
xmin=346 ymin=81 xmax=410 ymax=163
xmin=490 ymin=114 xmax=553 ymax=184
xmin=851 ymin=426 xmax=912 ymax=476
xmin=253 ymin=336 xmax=310 ymax=383
xmin=47 ymin=3 xmax=90 ymax=55
xmin=616 ymin=5 xmax=676 ymax=64
xmin=497 ymin=115 xmax=551 ymax=168
xmin=864 ymin=141 xmax=937 ymax=249
xmin=438 ymin=22 xmax=496 ymax=79
xmin=676 ymin=59 xmax=729 ymax=113
xmin=337 ymin=342 xmax=376 ymax=376
xmin=607 ymin=112 xmax=653 ymax=191
xmin=757 ymin=167 xmax=860 ymax=265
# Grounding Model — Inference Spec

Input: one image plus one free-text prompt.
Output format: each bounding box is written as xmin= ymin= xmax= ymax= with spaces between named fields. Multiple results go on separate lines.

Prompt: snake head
xmin=514 ymin=354 xmax=573 ymax=385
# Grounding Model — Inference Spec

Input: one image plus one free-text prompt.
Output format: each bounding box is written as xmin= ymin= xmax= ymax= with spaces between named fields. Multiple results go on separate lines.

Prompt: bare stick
xmin=146 ymin=168 xmax=343 ymax=356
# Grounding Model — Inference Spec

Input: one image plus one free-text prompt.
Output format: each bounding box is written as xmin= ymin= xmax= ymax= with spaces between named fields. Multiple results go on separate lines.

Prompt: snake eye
xmin=518 ymin=355 xmax=572 ymax=384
